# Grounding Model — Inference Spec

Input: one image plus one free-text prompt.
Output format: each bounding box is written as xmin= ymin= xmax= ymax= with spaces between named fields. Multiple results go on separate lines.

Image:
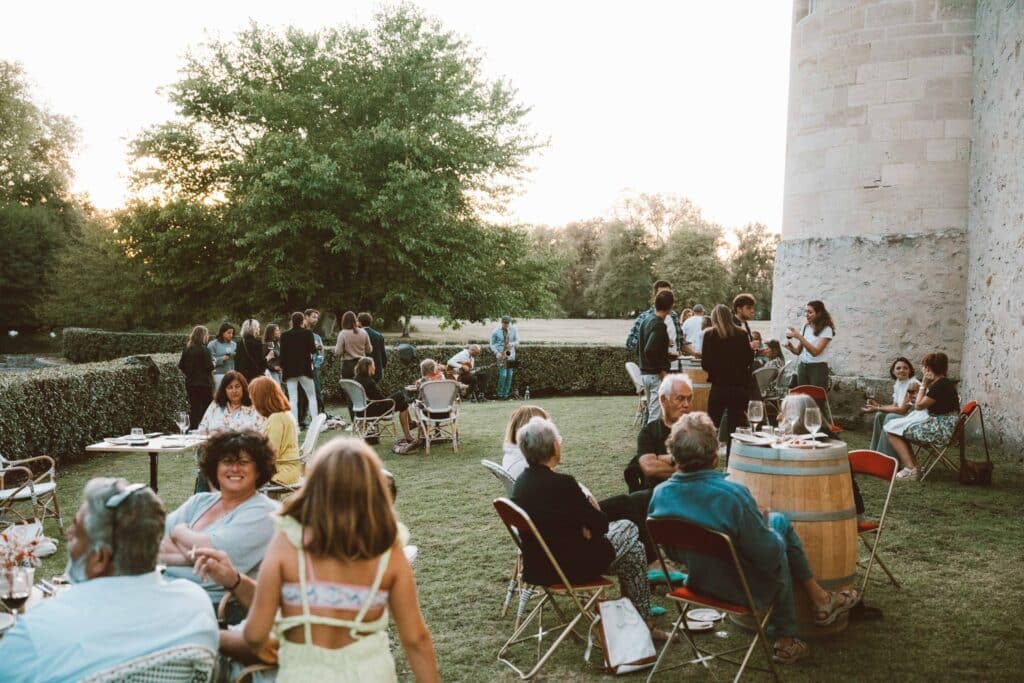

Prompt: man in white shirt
xmin=681 ymin=303 xmax=706 ymax=353
xmin=0 ymin=478 xmax=219 ymax=683
xmin=447 ymin=343 xmax=487 ymax=400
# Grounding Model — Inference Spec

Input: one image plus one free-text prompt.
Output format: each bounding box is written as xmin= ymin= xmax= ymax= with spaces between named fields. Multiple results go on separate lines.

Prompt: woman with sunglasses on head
xmin=159 ymin=430 xmax=279 ymax=604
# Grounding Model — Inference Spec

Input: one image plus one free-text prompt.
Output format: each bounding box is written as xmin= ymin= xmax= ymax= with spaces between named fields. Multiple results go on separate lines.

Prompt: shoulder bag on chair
xmin=585 ymin=598 xmax=657 ymax=674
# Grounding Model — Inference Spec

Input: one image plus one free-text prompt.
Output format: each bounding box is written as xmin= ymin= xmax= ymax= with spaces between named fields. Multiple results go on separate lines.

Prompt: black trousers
xmin=457 ymin=368 xmax=487 ymax=396
xmin=185 ymin=385 xmax=212 ymax=432
xmin=709 ymin=383 xmax=750 ymax=459
xmin=600 ymin=489 xmax=656 ymax=563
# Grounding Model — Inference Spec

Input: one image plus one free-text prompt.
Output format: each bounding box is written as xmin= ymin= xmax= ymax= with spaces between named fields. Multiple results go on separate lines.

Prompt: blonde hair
xmin=504 ymin=404 xmax=549 ymax=445
xmin=710 ymin=304 xmax=743 ymax=339
xmin=280 ymin=437 xmax=397 ymax=560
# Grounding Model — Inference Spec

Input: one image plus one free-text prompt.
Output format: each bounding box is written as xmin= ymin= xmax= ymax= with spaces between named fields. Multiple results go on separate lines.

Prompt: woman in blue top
xmin=648 ymin=412 xmax=860 ymax=665
xmin=208 ymin=322 xmax=238 ymax=392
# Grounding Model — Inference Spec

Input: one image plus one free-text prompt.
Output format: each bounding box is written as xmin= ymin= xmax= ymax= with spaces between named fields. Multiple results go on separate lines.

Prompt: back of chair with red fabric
xmin=849 ymin=449 xmax=898 ymax=481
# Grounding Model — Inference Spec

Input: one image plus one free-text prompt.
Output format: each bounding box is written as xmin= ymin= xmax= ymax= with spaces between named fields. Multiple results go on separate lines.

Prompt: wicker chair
xmin=0 ymin=453 xmax=63 ymax=529
xmin=80 ymin=645 xmax=216 ymax=683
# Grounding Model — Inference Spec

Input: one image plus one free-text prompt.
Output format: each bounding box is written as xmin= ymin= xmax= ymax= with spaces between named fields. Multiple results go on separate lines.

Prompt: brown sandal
xmin=815 ymin=589 xmax=861 ymax=626
xmin=772 ymin=638 xmax=809 ymax=664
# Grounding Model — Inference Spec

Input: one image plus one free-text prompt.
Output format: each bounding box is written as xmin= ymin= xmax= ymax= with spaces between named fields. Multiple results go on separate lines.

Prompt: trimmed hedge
xmin=0 ymin=354 xmax=187 ymax=464
xmin=320 ymin=344 xmax=635 ymax=400
xmin=63 ymin=328 xmax=184 ymax=363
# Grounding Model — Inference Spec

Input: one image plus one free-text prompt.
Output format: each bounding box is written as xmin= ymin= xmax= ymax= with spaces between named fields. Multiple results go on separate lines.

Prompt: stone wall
xmin=961 ymin=0 xmax=1024 ymax=452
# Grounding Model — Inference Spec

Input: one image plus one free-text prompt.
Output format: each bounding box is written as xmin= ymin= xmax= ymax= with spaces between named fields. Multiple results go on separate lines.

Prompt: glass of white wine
xmin=176 ymin=412 xmax=190 ymax=436
xmin=804 ymin=407 xmax=822 ymax=443
xmin=747 ymin=401 xmax=765 ymax=434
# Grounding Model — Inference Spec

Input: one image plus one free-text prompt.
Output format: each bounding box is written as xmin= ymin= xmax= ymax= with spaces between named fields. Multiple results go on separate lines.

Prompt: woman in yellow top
xmin=250 ymin=376 xmax=302 ymax=485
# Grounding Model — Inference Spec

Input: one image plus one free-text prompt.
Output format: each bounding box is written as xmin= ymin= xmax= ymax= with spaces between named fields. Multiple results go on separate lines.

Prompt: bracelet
xmin=227 ymin=571 xmax=242 ymax=592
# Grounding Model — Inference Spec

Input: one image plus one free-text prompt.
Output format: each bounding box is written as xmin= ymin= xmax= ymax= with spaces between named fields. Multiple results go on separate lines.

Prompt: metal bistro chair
xmin=0 ymin=453 xmax=63 ymax=529
xmin=339 ymin=379 xmax=397 ymax=441
xmin=262 ymin=413 xmax=327 ymax=499
xmin=848 ymin=449 xmax=900 ymax=594
xmin=415 ymin=380 xmax=461 ymax=455
xmin=494 ymin=497 xmax=613 ymax=680
xmin=81 ymin=645 xmax=216 ymax=683
xmin=753 ymin=366 xmax=782 ymax=423
xmin=645 ymin=517 xmax=781 ymax=682
xmin=625 ymin=361 xmax=648 ymax=427
xmin=482 ymin=460 xmax=534 ymax=627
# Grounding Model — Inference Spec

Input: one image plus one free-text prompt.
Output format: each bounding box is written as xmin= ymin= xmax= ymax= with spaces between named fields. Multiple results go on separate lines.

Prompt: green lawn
xmin=30 ymin=396 xmax=1024 ymax=681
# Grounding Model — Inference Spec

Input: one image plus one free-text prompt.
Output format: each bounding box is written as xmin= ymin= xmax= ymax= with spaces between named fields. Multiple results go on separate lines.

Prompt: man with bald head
xmin=624 ymin=374 xmax=695 ymax=492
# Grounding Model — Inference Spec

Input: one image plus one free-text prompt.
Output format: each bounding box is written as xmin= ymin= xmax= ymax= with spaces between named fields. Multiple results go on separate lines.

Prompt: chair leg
xmin=646 ymin=611 xmax=686 ymax=683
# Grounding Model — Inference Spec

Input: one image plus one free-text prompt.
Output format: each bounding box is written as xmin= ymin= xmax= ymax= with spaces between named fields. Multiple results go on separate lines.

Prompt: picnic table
xmin=85 ymin=435 xmax=206 ymax=493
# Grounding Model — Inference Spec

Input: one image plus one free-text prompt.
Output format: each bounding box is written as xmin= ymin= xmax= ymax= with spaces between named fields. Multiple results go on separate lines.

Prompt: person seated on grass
xmin=884 ymin=351 xmax=960 ymax=481
xmin=160 ymin=430 xmax=279 ymax=606
xmin=511 ymin=416 xmax=675 ymax=641
xmin=0 ymin=478 xmax=218 ymax=682
xmin=250 ymin=376 xmax=302 ymax=486
xmin=863 ymin=357 xmax=922 ymax=459
xmin=649 ymin=412 xmax=861 ymax=665
xmin=501 ymin=404 xmax=550 ymax=479
xmin=354 ymin=356 xmax=419 ymax=446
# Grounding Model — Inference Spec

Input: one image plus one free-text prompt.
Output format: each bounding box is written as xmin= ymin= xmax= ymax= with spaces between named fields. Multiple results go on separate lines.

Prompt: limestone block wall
xmin=775 ymin=0 xmax=975 ymax=381
xmin=961 ymin=1 xmax=1023 ymax=451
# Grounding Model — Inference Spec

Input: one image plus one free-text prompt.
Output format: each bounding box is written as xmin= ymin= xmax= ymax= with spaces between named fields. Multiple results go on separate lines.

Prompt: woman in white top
xmin=500 ymin=404 xmax=549 ymax=479
xmin=785 ymin=300 xmax=835 ymax=390
xmin=862 ymin=357 xmax=922 ymax=458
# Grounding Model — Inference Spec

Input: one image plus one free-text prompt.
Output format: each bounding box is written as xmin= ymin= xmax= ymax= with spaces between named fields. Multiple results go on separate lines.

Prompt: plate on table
xmin=688 ymin=608 xmax=723 ymax=622
xmin=783 ymin=438 xmax=818 ymax=449
xmin=0 ymin=612 xmax=14 ymax=634
xmin=731 ymin=433 xmax=773 ymax=446
xmin=103 ymin=437 xmax=128 ymax=445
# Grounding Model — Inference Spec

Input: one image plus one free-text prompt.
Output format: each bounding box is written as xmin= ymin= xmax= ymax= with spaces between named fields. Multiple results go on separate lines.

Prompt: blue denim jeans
xmin=641 ymin=374 xmax=662 ymax=424
xmin=869 ymin=411 xmax=901 ymax=458
xmin=497 ymin=367 xmax=514 ymax=398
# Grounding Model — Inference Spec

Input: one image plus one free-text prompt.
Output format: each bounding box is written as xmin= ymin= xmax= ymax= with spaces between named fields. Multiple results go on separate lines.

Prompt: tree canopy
xmin=120 ymin=5 xmax=552 ymax=328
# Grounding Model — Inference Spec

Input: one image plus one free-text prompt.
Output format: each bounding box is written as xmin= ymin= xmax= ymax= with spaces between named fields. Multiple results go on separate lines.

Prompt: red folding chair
xmin=493 ymin=498 xmax=613 ymax=680
xmin=911 ymin=401 xmax=988 ymax=481
xmin=789 ymin=385 xmax=843 ymax=435
xmin=645 ymin=517 xmax=781 ymax=682
xmin=849 ymin=449 xmax=900 ymax=593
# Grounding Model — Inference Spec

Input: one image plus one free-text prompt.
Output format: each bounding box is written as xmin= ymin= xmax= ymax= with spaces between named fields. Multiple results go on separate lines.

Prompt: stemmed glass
xmin=804 ymin=406 xmax=823 ymax=443
xmin=175 ymin=412 xmax=190 ymax=437
xmin=747 ymin=401 xmax=764 ymax=435
xmin=1 ymin=566 xmax=34 ymax=622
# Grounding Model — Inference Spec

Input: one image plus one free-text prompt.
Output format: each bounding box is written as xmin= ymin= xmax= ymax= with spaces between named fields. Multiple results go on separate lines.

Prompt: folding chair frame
xmin=849 ymin=449 xmax=900 ymax=593
xmin=912 ymin=401 xmax=987 ymax=481
xmin=494 ymin=498 xmax=611 ymax=680
xmin=645 ymin=517 xmax=781 ymax=683
xmin=0 ymin=454 xmax=63 ymax=529
xmin=482 ymin=461 xmax=535 ymax=625
xmin=626 ymin=362 xmax=648 ymax=428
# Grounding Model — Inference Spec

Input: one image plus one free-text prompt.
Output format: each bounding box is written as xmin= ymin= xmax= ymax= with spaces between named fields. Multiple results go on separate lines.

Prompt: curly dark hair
xmin=199 ymin=430 xmax=277 ymax=490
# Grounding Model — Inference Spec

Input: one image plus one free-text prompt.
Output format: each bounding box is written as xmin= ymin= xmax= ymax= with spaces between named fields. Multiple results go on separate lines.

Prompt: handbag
xmin=585 ymin=598 xmax=657 ymax=674
xmin=957 ymin=413 xmax=993 ymax=485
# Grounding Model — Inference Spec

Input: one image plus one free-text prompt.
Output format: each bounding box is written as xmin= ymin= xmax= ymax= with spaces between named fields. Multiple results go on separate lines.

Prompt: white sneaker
xmin=895 ymin=467 xmax=919 ymax=481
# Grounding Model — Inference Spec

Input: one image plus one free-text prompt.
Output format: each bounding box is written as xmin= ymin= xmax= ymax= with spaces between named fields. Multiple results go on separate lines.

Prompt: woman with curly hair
xmin=785 ymin=300 xmax=836 ymax=390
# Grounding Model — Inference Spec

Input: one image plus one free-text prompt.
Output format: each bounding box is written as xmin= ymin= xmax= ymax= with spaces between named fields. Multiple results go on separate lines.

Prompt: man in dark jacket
xmin=279 ymin=311 xmax=317 ymax=425
xmin=358 ymin=312 xmax=387 ymax=382
xmin=637 ymin=289 xmax=674 ymax=424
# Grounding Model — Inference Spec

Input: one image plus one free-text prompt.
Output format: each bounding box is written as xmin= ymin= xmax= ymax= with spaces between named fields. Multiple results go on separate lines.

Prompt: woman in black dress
xmin=177 ymin=325 xmax=214 ymax=429
xmin=701 ymin=304 xmax=756 ymax=444
xmin=235 ymin=318 xmax=268 ymax=382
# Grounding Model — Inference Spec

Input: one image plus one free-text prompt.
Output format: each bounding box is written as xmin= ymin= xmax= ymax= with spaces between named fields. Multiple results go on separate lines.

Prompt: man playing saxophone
xmin=489 ymin=315 xmax=520 ymax=400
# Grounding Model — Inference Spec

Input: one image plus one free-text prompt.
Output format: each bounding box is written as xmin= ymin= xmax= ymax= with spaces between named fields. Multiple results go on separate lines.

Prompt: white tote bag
xmin=585 ymin=598 xmax=657 ymax=674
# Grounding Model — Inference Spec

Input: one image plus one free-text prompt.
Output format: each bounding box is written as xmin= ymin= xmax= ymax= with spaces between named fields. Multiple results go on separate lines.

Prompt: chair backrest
xmin=753 ymin=366 xmax=780 ymax=395
xmin=790 ymin=384 xmax=827 ymax=401
xmin=624 ymin=362 xmax=644 ymax=394
xmin=300 ymin=413 xmax=328 ymax=459
xmin=81 ymin=645 xmax=217 ymax=683
xmin=493 ymin=497 xmax=573 ymax=589
xmin=849 ymin=449 xmax=898 ymax=481
xmin=482 ymin=459 xmax=516 ymax=497
xmin=339 ymin=379 xmax=368 ymax=412
xmin=419 ymin=380 xmax=459 ymax=412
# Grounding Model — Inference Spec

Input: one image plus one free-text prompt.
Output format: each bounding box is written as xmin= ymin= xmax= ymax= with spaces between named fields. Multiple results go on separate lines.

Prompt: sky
xmin=2 ymin=1 xmax=793 ymax=233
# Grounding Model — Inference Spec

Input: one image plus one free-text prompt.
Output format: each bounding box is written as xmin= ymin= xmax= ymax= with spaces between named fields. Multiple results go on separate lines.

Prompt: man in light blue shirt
xmin=489 ymin=315 xmax=519 ymax=399
xmin=0 ymin=478 xmax=218 ymax=682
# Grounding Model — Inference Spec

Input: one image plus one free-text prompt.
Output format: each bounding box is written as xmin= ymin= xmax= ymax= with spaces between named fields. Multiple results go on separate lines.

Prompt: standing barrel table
xmin=679 ymin=361 xmax=710 ymax=414
xmin=727 ymin=439 xmax=857 ymax=637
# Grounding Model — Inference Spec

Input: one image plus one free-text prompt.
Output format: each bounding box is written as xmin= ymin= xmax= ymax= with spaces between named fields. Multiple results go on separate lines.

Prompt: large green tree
xmin=585 ymin=222 xmax=659 ymax=317
xmin=657 ymin=223 xmax=732 ymax=311
xmin=121 ymin=6 xmax=549 ymax=327
xmin=0 ymin=61 xmax=81 ymax=327
xmin=729 ymin=222 xmax=778 ymax=318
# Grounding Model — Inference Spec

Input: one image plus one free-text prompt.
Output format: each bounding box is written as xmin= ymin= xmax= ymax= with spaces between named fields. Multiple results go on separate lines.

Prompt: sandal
xmin=772 ymin=638 xmax=809 ymax=664
xmin=815 ymin=589 xmax=861 ymax=626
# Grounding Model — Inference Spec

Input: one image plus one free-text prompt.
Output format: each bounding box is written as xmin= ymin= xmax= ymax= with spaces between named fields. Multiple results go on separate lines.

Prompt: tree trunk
xmin=402 ymin=314 xmax=412 ymax=338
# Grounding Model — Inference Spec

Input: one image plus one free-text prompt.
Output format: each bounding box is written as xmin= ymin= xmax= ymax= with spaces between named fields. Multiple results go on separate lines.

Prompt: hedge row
xmin=63 ymin=328 xmax=184 ymax=363
xmin=320 ymin=344 xmax=636 ymax=401
xmin=0 ymin=354 xmax=187 ymax=464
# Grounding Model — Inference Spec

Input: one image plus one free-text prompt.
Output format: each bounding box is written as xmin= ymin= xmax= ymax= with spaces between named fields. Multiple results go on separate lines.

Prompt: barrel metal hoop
xmin=772 ymin=507 xmax=857 ymax=522
xmin=729 ymin=462 xmax=850 ymax=476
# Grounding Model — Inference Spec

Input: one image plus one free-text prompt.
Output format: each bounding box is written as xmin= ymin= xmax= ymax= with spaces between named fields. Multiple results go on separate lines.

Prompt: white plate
xmin=0 ymin=612 xmax=14 ymax=633
xmin=685 ymin=619 xmax=715 ymax=632
xmin=732 ymin=433 xmax=773 ymax=446
xmin=104 ymin=437 xmax=128 ymax=445
xmin=781 ymin=439 xmax=818 ymax=449
xmin=688 ymin=608 xmax=723 ymax=622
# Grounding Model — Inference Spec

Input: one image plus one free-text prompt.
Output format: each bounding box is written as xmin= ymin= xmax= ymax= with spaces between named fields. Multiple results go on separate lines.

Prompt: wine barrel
xmin=727 ymin=439 xmax=857 ymax=637
xmin=678 ymin=364 xmax=710 ymax=412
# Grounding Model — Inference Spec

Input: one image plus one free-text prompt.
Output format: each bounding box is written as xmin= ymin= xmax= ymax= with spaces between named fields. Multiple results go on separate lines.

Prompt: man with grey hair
xmin=648 ymin=412 xmax=861 ymax=665
xmin=0 ymin=478 xmax=218 ymax=682
xmin=624 ymin=373 xmax=694 ymax=493
xmin=447 ymin=343 xmax=487 ymax=400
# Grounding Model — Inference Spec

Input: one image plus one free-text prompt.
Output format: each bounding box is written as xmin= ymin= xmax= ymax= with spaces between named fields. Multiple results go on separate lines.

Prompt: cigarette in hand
xmin=189 ymin=545 xmax=196 ymax=561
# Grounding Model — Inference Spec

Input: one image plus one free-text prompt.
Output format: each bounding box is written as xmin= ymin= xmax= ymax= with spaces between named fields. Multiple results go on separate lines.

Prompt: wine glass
xmin=804 ymin=407 xmax=822 ymax=441
xmin=747 ymin=401 xmax=764 ymax=434
xmin=175 ymin=412 xmax=190 ymax=437
xmin=130 ymin=427 xmax=144 ymax=440
xmin=1 ymin=566 xmax=34 ymax=619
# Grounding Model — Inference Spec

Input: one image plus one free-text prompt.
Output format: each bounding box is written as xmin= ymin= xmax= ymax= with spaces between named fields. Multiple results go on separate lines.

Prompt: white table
xmin=86 ymin=435 xmax=206 ymax=493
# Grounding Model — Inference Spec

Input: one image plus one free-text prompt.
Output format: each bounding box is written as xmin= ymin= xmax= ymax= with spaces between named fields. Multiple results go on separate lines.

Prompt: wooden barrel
xmin=726 ymin=440 xmax=857 ymax=637
xmin=678 ymin=364 xmax=710 ymax=412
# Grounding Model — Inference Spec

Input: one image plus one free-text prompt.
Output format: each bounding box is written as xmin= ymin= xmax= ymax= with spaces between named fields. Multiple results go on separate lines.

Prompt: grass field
xmin=28 ymin=396 xmax=1024 ymax=681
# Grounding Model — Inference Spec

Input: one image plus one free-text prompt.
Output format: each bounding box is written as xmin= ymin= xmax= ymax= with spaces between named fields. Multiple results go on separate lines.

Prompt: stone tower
xmin=774 ymin=0 xmax=1022 ymax=450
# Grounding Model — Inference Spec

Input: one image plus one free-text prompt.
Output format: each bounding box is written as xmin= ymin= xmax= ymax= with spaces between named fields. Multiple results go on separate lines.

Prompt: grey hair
xmin=241 ymin=318 xmax=261 ymax=337
xmin=81 ymin=477 xmax=165 ymax=575
xmin=667 ymin=412 xmax=720 ymax=472
xmin=420 ymin=358 xmax=437 ymax=376
xmin=658 ymin=373 xmax=693 ymax=398
xmin=468 ymin=344 xmax=481 ymax=353
xmin=780 ymin=394 xmax=818 ymax=433
xmin=516 ymin=416 xmax=562 ymax=466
